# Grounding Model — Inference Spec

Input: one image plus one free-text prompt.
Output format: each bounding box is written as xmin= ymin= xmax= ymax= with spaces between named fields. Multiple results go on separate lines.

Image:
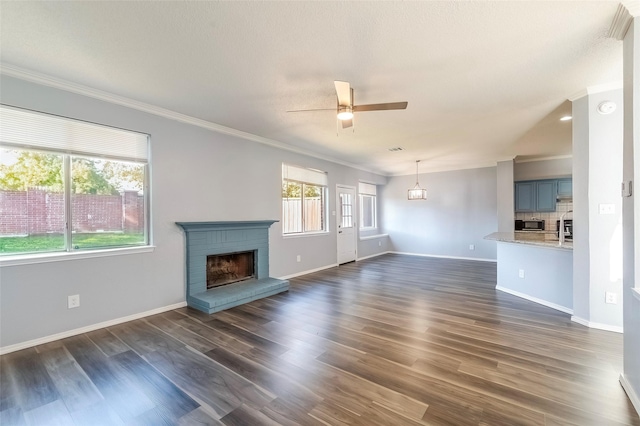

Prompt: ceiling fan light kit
xmin=408 ymin=160 xmax=428 ymax=200
xmin=337 ymin=105 xmax=354 ymax=120
xmin=288 ymin=80 xmax=407 ymax=129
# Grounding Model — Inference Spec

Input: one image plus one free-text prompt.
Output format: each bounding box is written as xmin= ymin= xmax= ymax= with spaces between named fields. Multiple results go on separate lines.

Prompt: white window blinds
xmin=0 ymin=105 xmax=149 ymax=161
xmin=358 ymin=182 xmax=377 ymax=196
xmin=282 ymin=163 xmax=328 ymax=186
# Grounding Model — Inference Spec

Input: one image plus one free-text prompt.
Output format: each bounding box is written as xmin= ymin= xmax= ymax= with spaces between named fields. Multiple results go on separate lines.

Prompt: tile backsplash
xmin=515 ymin=202 xmax=573 ymax=232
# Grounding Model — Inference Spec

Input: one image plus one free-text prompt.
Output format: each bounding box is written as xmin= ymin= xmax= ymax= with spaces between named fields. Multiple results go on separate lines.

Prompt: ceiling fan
xmin=288 ymin=81 xmax=408 ymax=128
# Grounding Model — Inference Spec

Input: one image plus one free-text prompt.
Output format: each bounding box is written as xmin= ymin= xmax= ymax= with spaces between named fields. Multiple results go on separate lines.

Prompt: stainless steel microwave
xmin=515 ymin=219 xmax=545 ymax=231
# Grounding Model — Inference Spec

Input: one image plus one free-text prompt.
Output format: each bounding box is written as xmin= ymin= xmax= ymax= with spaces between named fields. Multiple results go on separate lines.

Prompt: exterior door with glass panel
xmin=337 ymin=185 xmax=357 ymax=264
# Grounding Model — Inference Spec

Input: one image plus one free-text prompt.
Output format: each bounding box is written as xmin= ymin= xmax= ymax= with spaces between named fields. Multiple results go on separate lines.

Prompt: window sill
xmin=283 ymin=231 xmax=330 ymax=239
xmin=359 ymin=233 xmax=389 ymax=241
xmin=0 ymin=245 xmax=156 ymax=267
xmin=359 ymin=227 xmax=378 ymax=232
xmin=633 ymin=288 xmax=640 ymax=303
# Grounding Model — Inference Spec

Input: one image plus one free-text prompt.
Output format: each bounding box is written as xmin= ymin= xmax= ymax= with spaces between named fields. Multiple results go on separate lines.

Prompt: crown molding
xmin=609 ymin=3 xmax=633 ymax=40
xmin=568 ymin=81 xmax=623 ymax=101
xmin=609 ymin=2 xmax=640 ymax=40
xmin=0 ymin=63 xmax=386 ymax=176
xmin=514 ymin=154 xmax=573 ymax=164
xmin=389 ymin=160 xmax=499 ymax=177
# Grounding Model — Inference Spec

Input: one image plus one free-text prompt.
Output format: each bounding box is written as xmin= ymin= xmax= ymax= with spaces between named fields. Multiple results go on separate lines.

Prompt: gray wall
xmin=514 ymin=157 xmax=572 ymax=181
xmin=497 ymin=160 xmax=514 ymax=232
xmin=623 ymin=17 xmax=640 ymax=415
xmin=572 ymin=88 xmax=624 ymax=330
xmin=382 ymin=167 xmax=497 ymax=260
xmin=0 ymin=75 xmax=388 ymax=349
xmin=496 ymin=242 xmax=573 ymax=311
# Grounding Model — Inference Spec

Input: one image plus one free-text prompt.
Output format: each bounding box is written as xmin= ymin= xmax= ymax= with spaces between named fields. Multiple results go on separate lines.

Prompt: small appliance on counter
xmin=556 ymin=219 xmax=573 ymax=240
xmin=515 ymin=219 xmax=545 ymax=231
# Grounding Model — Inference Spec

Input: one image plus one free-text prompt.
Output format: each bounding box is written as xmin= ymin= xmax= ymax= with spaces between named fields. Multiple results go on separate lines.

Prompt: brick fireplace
xmin=176 ymin=220 xmax=289 ymax=314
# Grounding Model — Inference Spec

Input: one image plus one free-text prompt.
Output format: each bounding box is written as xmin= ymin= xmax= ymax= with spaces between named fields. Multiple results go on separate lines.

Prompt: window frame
xmin=358 ymin=182 xmax=378 ymax=231
xmin=0 ymin=106 xmax=151 ymax=262
xmin=281 ymin=164 xmax=328 ymax=236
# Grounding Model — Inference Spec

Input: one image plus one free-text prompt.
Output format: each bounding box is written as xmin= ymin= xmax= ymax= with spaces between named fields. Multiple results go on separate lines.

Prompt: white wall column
xmin=620 ymin=8 xmax=640 ymax=416
xmin=571 ymin=87 xmax=624 ymax=331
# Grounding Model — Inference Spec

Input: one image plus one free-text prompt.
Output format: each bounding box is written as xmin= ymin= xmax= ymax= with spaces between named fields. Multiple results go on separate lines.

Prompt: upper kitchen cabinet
xmin=515 ymin=179 xmax=558 ymax=212
xmin=536 ymin=180 xmax=557 ymax=211
xmin=557 ymin=178 xmax=573 ymax=198
xmin=515 ymin=181 xmax=535 ymax=212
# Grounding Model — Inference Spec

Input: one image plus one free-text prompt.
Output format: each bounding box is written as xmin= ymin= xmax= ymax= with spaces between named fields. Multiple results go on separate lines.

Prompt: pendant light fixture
xmin=408 ymin=160 xmax=427 ymax=200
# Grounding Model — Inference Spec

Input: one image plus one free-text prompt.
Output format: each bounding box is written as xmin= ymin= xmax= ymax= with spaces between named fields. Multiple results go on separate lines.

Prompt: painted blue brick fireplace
xmin=176 ymin=220 xmax=289 ymax=314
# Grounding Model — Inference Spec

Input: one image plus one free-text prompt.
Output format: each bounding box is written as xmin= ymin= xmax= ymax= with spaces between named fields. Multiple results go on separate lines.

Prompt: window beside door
xmin=358 ymin=182 xmax=377 ymax=230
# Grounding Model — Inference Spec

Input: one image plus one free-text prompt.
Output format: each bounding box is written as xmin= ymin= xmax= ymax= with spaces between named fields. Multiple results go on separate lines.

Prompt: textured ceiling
xmin=0 ymin=1 xmax=623 ymax=176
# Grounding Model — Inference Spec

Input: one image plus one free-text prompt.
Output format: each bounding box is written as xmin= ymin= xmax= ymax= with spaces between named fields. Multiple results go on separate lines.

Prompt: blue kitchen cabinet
xmin=557 ymin=178 xmax=572 ymax=198
xmin=515 ymin=182 xmax=536 ymax=212
xmin=515 ymin=179 xmax=558 ymax=212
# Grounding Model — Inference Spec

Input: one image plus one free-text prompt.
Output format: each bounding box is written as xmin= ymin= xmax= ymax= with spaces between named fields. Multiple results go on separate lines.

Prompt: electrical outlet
xmin=469 ymin=244 xmax=475 ymax=251
xmin=605 ymin=292 xmax=618 ymax=304
xmin=68 ymin=294 xmax=80 ymax=309
xmin=518 ymin=269 xmax=525 ymax=279
xmin=296 ymin=255 xmax=301 ymax=263
xmin=378 ymin=241 xmax=382 ymax=247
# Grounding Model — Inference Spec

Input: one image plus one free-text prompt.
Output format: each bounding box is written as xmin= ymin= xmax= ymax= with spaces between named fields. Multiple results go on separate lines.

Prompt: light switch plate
xmin=599 ymin=204 xmax=615 ymax=215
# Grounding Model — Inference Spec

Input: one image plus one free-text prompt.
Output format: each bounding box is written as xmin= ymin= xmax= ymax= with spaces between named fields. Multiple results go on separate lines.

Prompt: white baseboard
xmin=390 ymin=251 xmax=497 ymax=263
xmin=357 ymin=251 xmax=391 ymax=261
xmin=571 ymin=315 xmax=624 ymax=333
xmin=620 ymin=374 xmax=640 ymax=416
xmin=496 ymin=286 xmax=573 ymax=315
xmin=0 ymin=301 xmax=187 ymax=355
xmin=278 ymin=263 xmax=339 ymax=280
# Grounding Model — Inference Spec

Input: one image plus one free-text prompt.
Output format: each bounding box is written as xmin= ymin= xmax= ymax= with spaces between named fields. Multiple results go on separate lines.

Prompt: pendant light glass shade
xmin=407 ymin=160 xmax=427 ymax=200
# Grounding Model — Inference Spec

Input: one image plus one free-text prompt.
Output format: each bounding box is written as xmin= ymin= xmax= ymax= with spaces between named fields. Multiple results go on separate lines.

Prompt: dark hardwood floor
xmin=2 ymin=254 xmax=639 ymax=425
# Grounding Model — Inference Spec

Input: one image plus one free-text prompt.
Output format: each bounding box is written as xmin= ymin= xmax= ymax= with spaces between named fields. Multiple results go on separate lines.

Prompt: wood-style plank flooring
xmin=1 ymin=254 xmax=639 ymax=425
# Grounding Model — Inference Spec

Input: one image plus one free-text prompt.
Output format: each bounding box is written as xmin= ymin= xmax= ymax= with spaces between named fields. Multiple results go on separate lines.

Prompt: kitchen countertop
xmin=484 ymin=232 xmax=573 ymax=250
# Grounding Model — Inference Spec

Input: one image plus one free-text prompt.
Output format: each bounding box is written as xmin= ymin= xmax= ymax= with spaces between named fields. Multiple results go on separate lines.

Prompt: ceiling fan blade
xmin=353 ymin=101 xmax=408 ymax=112
xmin=334 ymin=81 xmax=351 ymax=106
xmin=341 ymin=118 xmax=353 ymax=129
xmin=287 ymin=108 xmax=336 ymax=112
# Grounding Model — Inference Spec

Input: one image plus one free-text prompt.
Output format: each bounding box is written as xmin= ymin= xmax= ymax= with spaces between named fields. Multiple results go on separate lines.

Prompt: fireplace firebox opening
xmin=206 ymin=251 xmax=255 ymax=289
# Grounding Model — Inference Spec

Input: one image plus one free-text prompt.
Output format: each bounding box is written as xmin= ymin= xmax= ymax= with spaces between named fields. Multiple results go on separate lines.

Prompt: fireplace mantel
xmin=176 ymin=220 xmax=289 ymax=314
xmin=176 ymin=220 xmax=279 ymax=232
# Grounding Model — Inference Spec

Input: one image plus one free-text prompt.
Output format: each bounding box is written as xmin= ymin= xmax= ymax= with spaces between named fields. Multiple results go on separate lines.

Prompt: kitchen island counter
xmin=485 ymin=232 xmax=573 ymax=314
xmin=485 ymin=231 xmax=573 ymax=250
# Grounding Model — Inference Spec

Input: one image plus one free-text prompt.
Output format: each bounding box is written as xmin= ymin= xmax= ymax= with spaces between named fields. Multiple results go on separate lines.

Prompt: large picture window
xmin=0 ymin=105 xmax=150 ymax=256
xmin=359 ymin=182 xmax=377 ymax=229
xmin=282 ymin=164 xmax=327 ymax=235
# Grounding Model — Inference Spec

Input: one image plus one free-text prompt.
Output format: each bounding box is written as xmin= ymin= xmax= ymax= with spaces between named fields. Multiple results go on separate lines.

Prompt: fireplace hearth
xmin=176 ymin=221 xmax=289 ymax=314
